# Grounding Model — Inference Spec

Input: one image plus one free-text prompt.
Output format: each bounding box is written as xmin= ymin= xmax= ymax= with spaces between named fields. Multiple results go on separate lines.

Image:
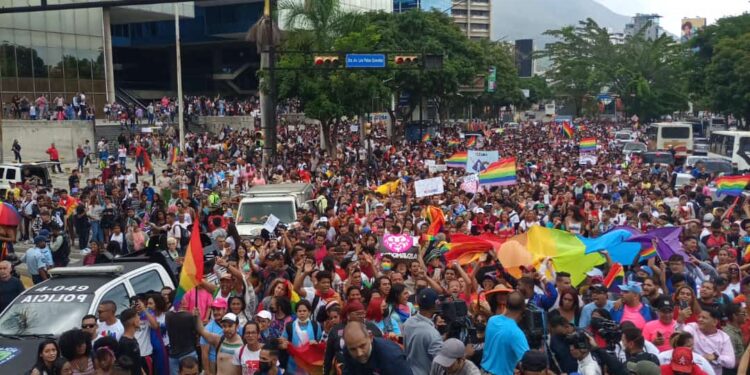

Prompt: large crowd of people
xmin=2 ymin=113 xmax=750 ymax=375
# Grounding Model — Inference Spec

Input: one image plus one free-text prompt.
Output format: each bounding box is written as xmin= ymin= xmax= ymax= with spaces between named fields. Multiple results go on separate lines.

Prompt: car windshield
xmin=643 ymin=154 xmax=674 ymax=165
xmin=623 ymin=143 xmax=646 ymax=151
xmin=0 ymin=295 xmax=92 ymax=336
xmin=702 ymin=161 xmax=733 ymax=174
xmin=616 ymin=133 xmax=631 ymax=140
xmin=238 ymin=201 xmax=295 ymax=224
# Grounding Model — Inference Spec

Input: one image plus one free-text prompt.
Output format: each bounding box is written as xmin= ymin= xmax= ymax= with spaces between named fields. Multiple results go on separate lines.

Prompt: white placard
xmin=350 ymin=125 xmax=359 ymax=132
xmin=263 ymin=214 xmax=280 ymax=233
xmin=461 ymin=174 xmax=480 ymax=193
xmin=429 ymin=164 xmax=448 ymax=173
xmin=579 ymin=154 xmax=598 ymax=165
xmin=414 ymin=177 xmax=445 ymax=198
xmin=424 ymin=159 xmax=436 ymax=167
xmin=466 ymin=150 xmax=499 ymax=173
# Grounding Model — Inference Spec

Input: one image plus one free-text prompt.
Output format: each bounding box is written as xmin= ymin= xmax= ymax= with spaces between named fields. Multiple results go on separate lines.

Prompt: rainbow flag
xmin=466 ymin=136 xmax=477 ymax=148
xmin=172 ymin=221 xmax=205 ymax=309
xmin=446 ymin=151 xmax=468 ymax=168
xmin=169 ymin=146 xmax=179 ymax=165
xmin=288 ymin=342 xmax=326 ymax=374
xmin=478 ymin=157 xmax=517 ymax=186
xmin=579 ymin=137 xmax=597 ymax=152
xmin=603 ymin=263 xmax=625 ymax=290
xmin=562 ymin=121 xmax=574 ymax=139
xmin=447 ymin=139 xmax=460 ymax=147
xmin=716 ymin=175 xmax=750 ymax=197
xmin=638 ymin=245 xmax=657 ymax=262
xmin=422 ymin=133 xmax=431 ymax=143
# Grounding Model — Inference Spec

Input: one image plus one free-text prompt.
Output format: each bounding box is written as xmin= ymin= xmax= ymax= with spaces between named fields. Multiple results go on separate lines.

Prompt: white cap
xmin=221 ymin=313 xmax=239 ymax=323
xmin=586 ymin=268 xmax=604 ymax=278
xmin=256 ymin=310 xmax=272 ymax=320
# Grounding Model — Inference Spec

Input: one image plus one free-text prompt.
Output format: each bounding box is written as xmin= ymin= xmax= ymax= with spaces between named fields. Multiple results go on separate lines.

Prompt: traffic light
xmin=313 ymin=55 xmax=340 ymax=67
xmin=394 ymin=55 xmax=419 ymax=65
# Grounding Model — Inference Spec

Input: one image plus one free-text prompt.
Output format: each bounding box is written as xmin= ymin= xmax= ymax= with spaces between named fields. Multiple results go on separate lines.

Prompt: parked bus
xmin=645 ymin=122 xmax=693 ymax=157
xmin=708 ymin=130 xmax=750 ymax=172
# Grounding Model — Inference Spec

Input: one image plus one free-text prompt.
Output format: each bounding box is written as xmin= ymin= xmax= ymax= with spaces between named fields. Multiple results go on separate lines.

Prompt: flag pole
xmin=723 ymin=196 xmax=742 ymax=221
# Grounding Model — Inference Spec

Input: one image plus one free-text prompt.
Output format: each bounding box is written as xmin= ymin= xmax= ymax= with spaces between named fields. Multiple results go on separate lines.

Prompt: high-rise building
xmin=625 ymin=13 xmax=662 ymax=40
xmin=393 ymin=0 xmax=450 ymax=13
xmin=451 ymin=0 xmax=491 ymax=40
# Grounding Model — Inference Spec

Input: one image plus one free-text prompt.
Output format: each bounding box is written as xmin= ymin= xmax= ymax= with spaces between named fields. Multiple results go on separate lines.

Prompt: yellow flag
xmin=374 ymin=180 xmax=400 ymax=196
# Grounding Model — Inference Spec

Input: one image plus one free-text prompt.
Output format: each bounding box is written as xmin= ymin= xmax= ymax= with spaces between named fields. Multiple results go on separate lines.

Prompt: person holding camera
xmin=567 ymin=333 xmax=603 ymax=375
xmin=481 ymin=291 xmax=529 ymax=375
xmin=403 ymin=288 xmax=444 ymax=375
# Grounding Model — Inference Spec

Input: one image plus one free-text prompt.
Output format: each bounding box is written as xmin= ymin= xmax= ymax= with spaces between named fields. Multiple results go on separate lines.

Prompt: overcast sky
xmin=594 ymin=0 xmax=748 ymax=35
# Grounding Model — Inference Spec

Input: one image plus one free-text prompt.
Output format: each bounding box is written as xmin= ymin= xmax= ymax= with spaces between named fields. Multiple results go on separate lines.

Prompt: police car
xmin=0 ymin=258 xmax=176 ymax=370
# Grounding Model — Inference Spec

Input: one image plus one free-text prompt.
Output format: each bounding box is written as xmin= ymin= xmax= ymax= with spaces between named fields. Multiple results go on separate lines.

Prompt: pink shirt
xmin=180 ymin=288 xmax=214 ymax=322
xmin=621 ymin=303 xmax=647 ymax=329
xmin=642 ymin=319 xmax=676 ymax=352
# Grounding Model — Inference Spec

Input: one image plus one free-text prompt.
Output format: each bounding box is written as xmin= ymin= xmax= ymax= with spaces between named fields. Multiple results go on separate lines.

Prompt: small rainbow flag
xmin=169 ymin=146 xmax=180 ymax=165
xmin=478 ymin=157 xmax=517 ymax=186
xmin=172 ymin=219 xmax=205 ymax=309
xmin=638 ymin=245 xmax=657 ymax=262
xmin=446 ymin=151 xmax=468 ymax=168
xmin=466 ymin=136 xmax=477 ymax=148
xmin=603 ymin=263 xmax=625 ymax=290
xmin=447 ymin=139 xmax=460 ymax=147
xmin=716 ymin=175 xmax=750 ymax=197
xmin=422 ymin=133 xmax=431 ymax=143
xmin=579 ymin=137 xmax=597 ymax=152
xmin=562 ymin=121 xmax=574 ymax=139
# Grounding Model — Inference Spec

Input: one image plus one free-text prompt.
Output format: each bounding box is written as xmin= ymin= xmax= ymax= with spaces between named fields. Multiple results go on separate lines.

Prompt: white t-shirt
xmin=232 ymin=345 xmax=261 ymax=375
xmin=135 ymin=316 xmax=153 ymax=356
xmin=96 ymin=320 xmax=124 ymax=341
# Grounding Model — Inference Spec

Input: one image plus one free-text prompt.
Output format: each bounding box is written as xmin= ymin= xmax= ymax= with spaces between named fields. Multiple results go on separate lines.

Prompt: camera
xmin=436 ymin=297 xmax=473 ymax=342
xmin=590 ymin=317 xmax=622 ymax=351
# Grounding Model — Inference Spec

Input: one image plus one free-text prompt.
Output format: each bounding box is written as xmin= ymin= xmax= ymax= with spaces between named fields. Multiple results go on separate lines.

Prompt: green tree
xmin=518 ymin=75 xmax=552 ymax=110
xmin=472 ymin=39 xmax=523 ymax=120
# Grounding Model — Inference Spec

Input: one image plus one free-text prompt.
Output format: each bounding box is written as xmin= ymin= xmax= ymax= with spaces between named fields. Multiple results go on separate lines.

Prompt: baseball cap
xmin=589 ymin=284 xmax=608 ymax=294
xmin=619 ymin=281 xmax=643 ymax=294
xmin=670 ymin=347 xmax=694 ymax=373
xmin=626 ymin=360 xmax=660 ymax=375
xmin=256 ymin=310 xmax=272 ymax=320
xmin=520 ymin=350 xmax=548 ymax=372
xmin=221 ymin=313 xmax=239 ymax=324
xmin=211 ymin=298 xmax=228 ymax=309
xmin=703 ymin=213 xmax=715 ymax=226
xmin=474 ymin=208 xmax=485 ymax=214
xmin=433 ymin=338 xmax=465 ymax=368
xmin=417 ymin=288 xmax=440 ymax=310
xmin=586 ymin=268 xmax=604 ymax=278
xmin=654 ymin=296 xmax=674 ymax=311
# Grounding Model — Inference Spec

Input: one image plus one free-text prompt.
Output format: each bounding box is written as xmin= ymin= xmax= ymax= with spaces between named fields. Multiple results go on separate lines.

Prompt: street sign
xmin=345 ymin=54 xmax=386 ymax=68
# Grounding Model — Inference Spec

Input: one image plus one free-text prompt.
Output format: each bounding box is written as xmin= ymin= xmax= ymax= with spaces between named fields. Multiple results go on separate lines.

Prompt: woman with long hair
xmin=372 ymin=276 xmax=392 ymax=300
xmin=267 ymin=296 xmax=293 ymax=341
xmin=365 ymin=297 xmax=402 ymax=338
xmin=228 ymin=296 xmax=250 ymax=327
xmin=674 ymin=285 xmax=701 ymax=324
xmin=258 ymin=278 xmax=291 ymax=312
xmin=58 ymin=329 xmax=93 ymax=375
xmin=548 ymin=287 xmax=581 ymax=326
xmin=386 ymin=283 xmax=416 ymax=324
xmin=30 ymin=339 xmax=60 ymax=375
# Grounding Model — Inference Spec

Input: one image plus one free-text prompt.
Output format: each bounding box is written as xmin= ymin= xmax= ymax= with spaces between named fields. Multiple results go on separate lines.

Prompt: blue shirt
xmin=282 ymin=319 xmax=322 ymax=374
xmin=482 ymin=315 xmax=529 ymax=375
xmin=199 ymin=320 xmax=224 ymax=362
xmin=23 ymin=247 xmax=47 ymax=275
xmin=578 ymin=300 xmax=614 ymax=329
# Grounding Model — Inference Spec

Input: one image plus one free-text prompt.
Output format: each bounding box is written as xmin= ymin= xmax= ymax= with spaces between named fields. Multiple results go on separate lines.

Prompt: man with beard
xmin=342 ymin=321 xmax=411 ymax=375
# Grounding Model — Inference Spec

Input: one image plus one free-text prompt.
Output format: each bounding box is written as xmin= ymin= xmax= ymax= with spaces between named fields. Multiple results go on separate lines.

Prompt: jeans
xmin=168 ymin=351 xmax=197 ymax=375
xmin=90 ymin=221 xmax=103 ymax=243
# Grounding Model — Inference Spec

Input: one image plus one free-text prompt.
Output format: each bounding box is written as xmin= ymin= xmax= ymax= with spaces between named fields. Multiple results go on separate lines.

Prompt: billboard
xmin=515 ymin=39 xmax=533 ymax=78
xmin=681 ymin=17 xmax=706 ymax=43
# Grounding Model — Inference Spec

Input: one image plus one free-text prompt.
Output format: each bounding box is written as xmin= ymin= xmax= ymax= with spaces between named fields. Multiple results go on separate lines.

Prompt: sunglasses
xmin=82 ymin=324 xmax=96 ymax=329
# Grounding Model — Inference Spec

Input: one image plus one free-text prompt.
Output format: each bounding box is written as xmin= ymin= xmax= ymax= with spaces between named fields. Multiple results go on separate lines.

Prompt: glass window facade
xmin=0 ymin=8 xmax=106 ymax=116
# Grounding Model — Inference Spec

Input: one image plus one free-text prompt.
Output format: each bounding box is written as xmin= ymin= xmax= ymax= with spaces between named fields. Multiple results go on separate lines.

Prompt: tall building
xmin=625 ymin=13 xmax=662 ymax=40
xmin=451 ymin=0 xmax=491 ymax=40
xmin=392 ymin=0 xmax=450 ymax=13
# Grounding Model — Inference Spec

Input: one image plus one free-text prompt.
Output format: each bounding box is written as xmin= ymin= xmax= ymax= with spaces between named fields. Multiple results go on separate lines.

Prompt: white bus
xmin=645 ymin=122 xmax=693 ymax=157
xmin=708 ymin=130 xmax=750 ymax=172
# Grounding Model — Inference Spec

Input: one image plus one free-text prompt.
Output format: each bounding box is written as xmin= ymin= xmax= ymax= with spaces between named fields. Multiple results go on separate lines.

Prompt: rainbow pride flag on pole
xmin=638 ymin=245 xmax=657 ymax=262
xmin=562 ymin=121 xmax=574 ymax=139
xmin=447 ymin=139 xmax=460 ymax=147
xmin=603 ymin=263 xmax=625 ymax=290
xmin=715 ymin=175 xmax=750 ymax=197
xmin=466 ymin=136 xmax=477 ymax=148
xmin=579 ymin=137 xmax=597 ymax=152
xmin=446 ymin=151 xmax=468 ymax=168
xmin=169 ymin=146 xmax=180 ymax=165
xmin=479 ymin=157 xmax=517 ymax=186
xmin=422 ymin=133 xmax=431 ymax=143
xmin=172 ymin=222 xmax=205 ymax=309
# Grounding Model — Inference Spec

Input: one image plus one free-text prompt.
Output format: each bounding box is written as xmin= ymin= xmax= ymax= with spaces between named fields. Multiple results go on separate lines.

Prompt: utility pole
xmin=0 ymin=103 xmax=4 ymax=164
xmin=174 ymin=3 xmax=185 ymax=152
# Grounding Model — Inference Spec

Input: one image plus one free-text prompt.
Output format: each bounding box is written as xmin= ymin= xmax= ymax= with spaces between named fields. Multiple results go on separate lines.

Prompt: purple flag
xmin=625 ymin=227 xmax=687 ymax=261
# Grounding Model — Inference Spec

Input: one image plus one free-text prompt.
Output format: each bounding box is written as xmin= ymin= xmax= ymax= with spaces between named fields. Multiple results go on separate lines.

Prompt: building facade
xmin=625 ymin=13 xmax=662 ymax=40
xmin=451 ymin=0 xmax=491 ymax=40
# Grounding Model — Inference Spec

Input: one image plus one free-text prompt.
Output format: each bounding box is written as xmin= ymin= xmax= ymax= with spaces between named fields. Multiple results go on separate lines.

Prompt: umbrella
xmin=0 ymin=202 xmax=21 ymax=226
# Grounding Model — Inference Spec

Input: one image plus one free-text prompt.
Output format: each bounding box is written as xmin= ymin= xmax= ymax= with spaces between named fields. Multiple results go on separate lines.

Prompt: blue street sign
xmin=345 ymin=54 xmax=386 ymax=68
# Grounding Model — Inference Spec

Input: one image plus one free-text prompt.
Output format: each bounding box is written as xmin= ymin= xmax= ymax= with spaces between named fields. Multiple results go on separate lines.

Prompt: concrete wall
xmin=2 ymin=121 xmax=95 ymax=163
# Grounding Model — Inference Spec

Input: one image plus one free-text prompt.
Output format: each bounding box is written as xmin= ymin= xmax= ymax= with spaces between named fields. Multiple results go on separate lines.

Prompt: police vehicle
xmin=0 ymin=257 xmax=176 ymax=371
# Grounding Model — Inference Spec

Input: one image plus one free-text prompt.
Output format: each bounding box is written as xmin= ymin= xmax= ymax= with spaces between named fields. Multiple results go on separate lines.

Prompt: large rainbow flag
xmin=446 ymin=151 xmax=468 ymax=168
xmin=421 ymin=206 xmax=445 ymax=243
xmin=579 ymin=137 xmax=597 ymax=152
xmin=466 ymin=136 xmax=477 ymax=148
xmin=172 ymin=223 xmax=205 ymax=309
xmin=288 ymin=342 xmax=326 ymax=374
xmin=478 ymin=157 xmax=516 ymax=186
xmin=715 ymin=175 xmax=750 ymax=197
xmin=562 ymin=121 xmax=574 ymax=139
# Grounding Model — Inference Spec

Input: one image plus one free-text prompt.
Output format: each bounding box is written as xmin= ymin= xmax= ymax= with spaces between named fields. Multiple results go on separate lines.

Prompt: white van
xmin=0 ymin=163 xmax=53 ymax=191
xmin=707 ymin=130 xmax=750 ymax=172
xmin=236 ymin=183 xmax=314 ymax=237
xmin=646 ymin=122 xmax=694 ymax=157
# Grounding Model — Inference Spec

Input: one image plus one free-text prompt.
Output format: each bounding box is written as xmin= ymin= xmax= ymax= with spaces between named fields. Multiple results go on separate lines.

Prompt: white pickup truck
xmin=236 ymin=183 xmax=314 ymax=237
